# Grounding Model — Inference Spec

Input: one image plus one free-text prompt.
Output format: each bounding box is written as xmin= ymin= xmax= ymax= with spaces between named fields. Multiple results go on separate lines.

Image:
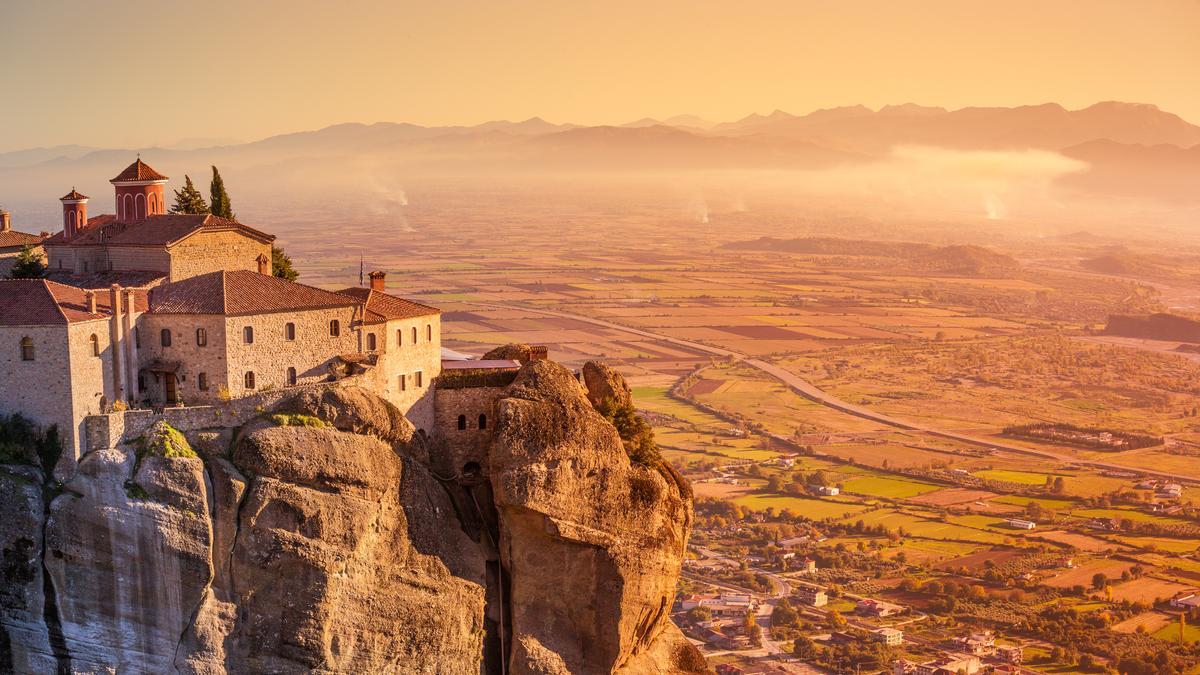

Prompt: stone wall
xmin=432 ymin=384 xmax=503 ymax=476
xmin=361 ymin=314 xmax=442 ymax=433
xmin=169 ymin=230 xmax=270 ymax=281
xmin=65 ymin=319 xmax=118 ymax=458
xmin=105 ymin=246 xmax=171 ymax=275
xmin=0 ymin=324 xmax=74 ymax=452
xmin=85 ymin=379 xmax=354 ymax=450
xmin=222 ymin=305 xmax=360 ymax=397
xmin=138 ymin=313 xmax=230 ymax=405
xmin=0 ymin=319 xmax=116 ymax=460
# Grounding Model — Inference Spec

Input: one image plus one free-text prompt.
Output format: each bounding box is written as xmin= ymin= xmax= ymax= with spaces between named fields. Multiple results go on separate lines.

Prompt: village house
xmin=1004 ymin=518 xmax=1037 ymax=530
xmin=950 ymin=630 xmax=995 ymax=656
xmin=873 ymin=627 xmax=904 ymax=646
xmin=856 ymin=598 xmax=905 ymax=618
xmin=795 ymin=585 xmax=828 ymax=607
xmin=995 ymin=644 xmax=1023 ymax=664
xmin=0 ymin=159 xmax=519 ymax=464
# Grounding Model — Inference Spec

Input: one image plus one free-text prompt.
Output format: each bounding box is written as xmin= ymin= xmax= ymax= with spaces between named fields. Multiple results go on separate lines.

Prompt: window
xmin=367 ymin=333 xmax=377 ymax=351
xmin=427 ymin=324 xmax=432 ymax=341
xmin=479 ymin=413 xmax=488 ymax=430
xmin=134 ymin=327 xmax=140 ymax=348
xmin=457 ymin=415 xmax=467 ymax=430
xmin=244 ymin=371 xmax=256 ymax=389
xmin=196 ymin=328 xmax=207 ymax=346
xmin=411 ymin=327 xmax=418 ymax=344
xmin=19 ymin=337 xmax=34 ymax=361
xmin=330 ymin=320 xmax=341 ymax=337
xmin=243 ymin=326 xmax=254 ymax=344
xmin=285 ymin=322 xmax=296 ymax=341
xmin=398 ymin=373 xmax=406 ymax=391
xmin=198 ymin=373 xmax=208 ymax=391
xmin=415 ymin=371 xmax=423 ymax=387
xmin=397 ymin=329 xmax=403 ymax=346
xmin=89 ymin=334 xmax=99 ymax=356
xmin=160 ymin=329 xmax=172 ymax=347
xmin=287 ymin=367 xmax=297 ymax=386
xmin=137 ymin=373 xmax=145 ymax=392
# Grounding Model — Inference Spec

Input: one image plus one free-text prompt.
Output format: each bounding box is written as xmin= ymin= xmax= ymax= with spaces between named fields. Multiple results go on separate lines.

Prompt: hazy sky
xmin=1 ymin=0 xmax=1197 ymax=151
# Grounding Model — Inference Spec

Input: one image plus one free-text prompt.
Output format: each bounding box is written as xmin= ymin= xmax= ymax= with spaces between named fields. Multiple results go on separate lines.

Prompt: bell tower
xmin=60 ymin=189 xmax=89 ymax=241
xmin=111 ymin=157 xmax=168 ymax=224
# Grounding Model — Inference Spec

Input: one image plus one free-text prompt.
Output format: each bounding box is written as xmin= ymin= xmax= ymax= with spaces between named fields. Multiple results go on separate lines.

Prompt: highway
xmin=483 ymin=301 xmax=1200 ymax=483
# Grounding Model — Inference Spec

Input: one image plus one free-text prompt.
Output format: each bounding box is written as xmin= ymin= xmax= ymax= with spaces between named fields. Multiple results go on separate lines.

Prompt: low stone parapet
xmin=84 ymin=379 xmax=352 ymax=451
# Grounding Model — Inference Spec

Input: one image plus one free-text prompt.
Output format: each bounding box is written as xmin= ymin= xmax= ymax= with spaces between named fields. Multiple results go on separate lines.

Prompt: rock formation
xmin=1 ymin=353 xmax=706 ymax=674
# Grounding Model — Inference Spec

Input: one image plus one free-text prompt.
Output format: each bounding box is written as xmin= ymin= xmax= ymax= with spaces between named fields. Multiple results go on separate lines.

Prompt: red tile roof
xmin=60 ymin=189 xmax=88 ymax=201
xmin=111 ymin=158 xmax=168 ymax=183
xmin=0 ymin=279 xmax=147 ymax=326
xmin=337 ymin=287 xmax=440 ymax=322
xmin=150 ymin=270 xmax=358 ymax=316
xmin=42 ymin=213 xmax=273 ymax=247
xmin=0 ymin=229 xmax=45 ymax=250
xmin=44 ymin=269 xmax=167 ymax=290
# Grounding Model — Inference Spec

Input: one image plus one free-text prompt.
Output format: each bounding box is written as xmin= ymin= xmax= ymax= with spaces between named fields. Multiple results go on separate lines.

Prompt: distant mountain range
xmin=2 ymin=102 xmax=1198 ymax=212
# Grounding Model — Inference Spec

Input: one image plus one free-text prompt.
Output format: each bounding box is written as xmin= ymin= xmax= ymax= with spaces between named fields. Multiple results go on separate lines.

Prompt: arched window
xmin=330 ymin=319 xmax=341 ymax=337
xmin=196 ymin=327 xmax=207 ymax=346
xmin=411 ymin=326 xmax=418 ymax=343
xmin=397 ymin=328 xmax=403 ymax=346
xmin=457 ymin=414 xmax=467 ymax=430
xmin=89 ymin=334 xmax=99 ymax=356
xmin=287 ymin=367 xmax=297 ymax=386
xmin=244 ymin=371 xmax=256 ymax=389
xmin=19 ymin=337 xmax=34 ymax=361
xmin=243 ymin=326 xmax=253 ymax=344
xmin=427 ymin=324 xmax=432 ymax=341
xmin=122 ymin=194 xmax=133 ymax=221
xmin=285 ymin=322 xmax=296 ymax=341
xmin=160 ymin=328 xmax=172 ymax=347
xmin=367 ymin=333 xmax=377 ymax=351
xmin=478 ymin=413 xmax=488 ymax=430
xmin=135 ymin=193 xmax=146 ymax=220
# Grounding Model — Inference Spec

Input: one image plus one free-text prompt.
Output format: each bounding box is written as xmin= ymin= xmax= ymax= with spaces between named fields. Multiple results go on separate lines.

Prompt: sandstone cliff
xmin=1 ymin=356 xmax=706 ymax=674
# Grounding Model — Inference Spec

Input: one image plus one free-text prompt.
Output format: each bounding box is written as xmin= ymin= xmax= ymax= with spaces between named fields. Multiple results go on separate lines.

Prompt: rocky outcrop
xmin=481 ymin=344 xmax=543 ymax=365
xmin=2 ymin=357 xmax=701 ymax=674
xmin=491 ymin=360 xmax=698 ymax=674
xmin=582 ymin=361 xmax=633 ymax=410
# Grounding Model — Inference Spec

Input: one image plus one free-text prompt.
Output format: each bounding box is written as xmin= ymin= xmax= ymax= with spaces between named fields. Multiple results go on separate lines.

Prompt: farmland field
xmin=1107 ymin=577 xmax=1194 ymax=603
xmin=731 ymin=494 xmax=870 ymax=520
xmin=839 ymin=475 xmax=942 ymax=499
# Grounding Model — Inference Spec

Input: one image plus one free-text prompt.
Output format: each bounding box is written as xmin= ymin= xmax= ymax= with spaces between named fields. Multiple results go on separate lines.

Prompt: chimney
xmin=85 ymin=290 xmax=97 ymax=314
xmin=368 ymin=270 xmax=386 ymax=292
xmin=0 ymin=210 xmax=10 ymax=232
xmin=256 ymin=253 xmax=270 ymax=275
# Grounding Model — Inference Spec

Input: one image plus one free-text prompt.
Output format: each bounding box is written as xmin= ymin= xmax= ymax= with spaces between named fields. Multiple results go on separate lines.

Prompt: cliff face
xmin=1 ymin=357 xmax=705 ymax=674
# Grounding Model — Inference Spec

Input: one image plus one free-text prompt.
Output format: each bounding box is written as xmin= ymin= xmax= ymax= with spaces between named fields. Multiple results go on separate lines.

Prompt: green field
xmin=732 ymin=493 xmax=869 ymax=520
xmin=991 ymin=495 xmax=1076 ymax=510
xmin=840 ymin=475 xmax=942 ymax=499
xmin=633 ymin=386 xmax=729 ymax=427
xmin=1153 ymin=620 xmax=1200 ymax=644
xmin=1116 ymin=536 xmax=1200 ymax=554
xmin=1071 ymin=508 xmax=1192 ymax=527
xmin=972 ymin=469 xmax=1058 ymax=486
xmin=842 ymin=509 xmax=1007 ymax=544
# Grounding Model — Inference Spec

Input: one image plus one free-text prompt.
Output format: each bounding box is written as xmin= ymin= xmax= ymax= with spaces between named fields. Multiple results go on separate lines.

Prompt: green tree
xmin=1053 ymin=476 xmax=1067 ymax=494
xmin=792 ymin=635 xmax=817 ymax=658
xmin=209 ymin=166 xmax=235 ymax=219
xmin=1092 ymin=572 xmax=1108 ymax=590
xmin=169 ymin=175 xmax=210 ymax=215
xmin=597 ymin=398 xmax=660 ymax=465
xmin=271 ymin=246 xmax=298 ymax=281
xmin=770 ymin=598 xmax=799 ymax=627
xmin=7 ymin=244 xmax=46 ymax=279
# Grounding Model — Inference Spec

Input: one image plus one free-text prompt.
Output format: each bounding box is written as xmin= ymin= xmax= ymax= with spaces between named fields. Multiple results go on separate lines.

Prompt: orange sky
xmin=1 ymin=0 xmax=1197 ymax=151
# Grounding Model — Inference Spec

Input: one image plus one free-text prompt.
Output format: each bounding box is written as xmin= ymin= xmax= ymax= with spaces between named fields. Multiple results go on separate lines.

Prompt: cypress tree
xmin=8 ymin=244 xmax=46 ymax=279
xmin=209 ymin=166 xmax=235 ymax=220
xmin=169 ymin=175 xmax=210 ymax=215
xmin=271 ymin=246 xmax=299 ymax=281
